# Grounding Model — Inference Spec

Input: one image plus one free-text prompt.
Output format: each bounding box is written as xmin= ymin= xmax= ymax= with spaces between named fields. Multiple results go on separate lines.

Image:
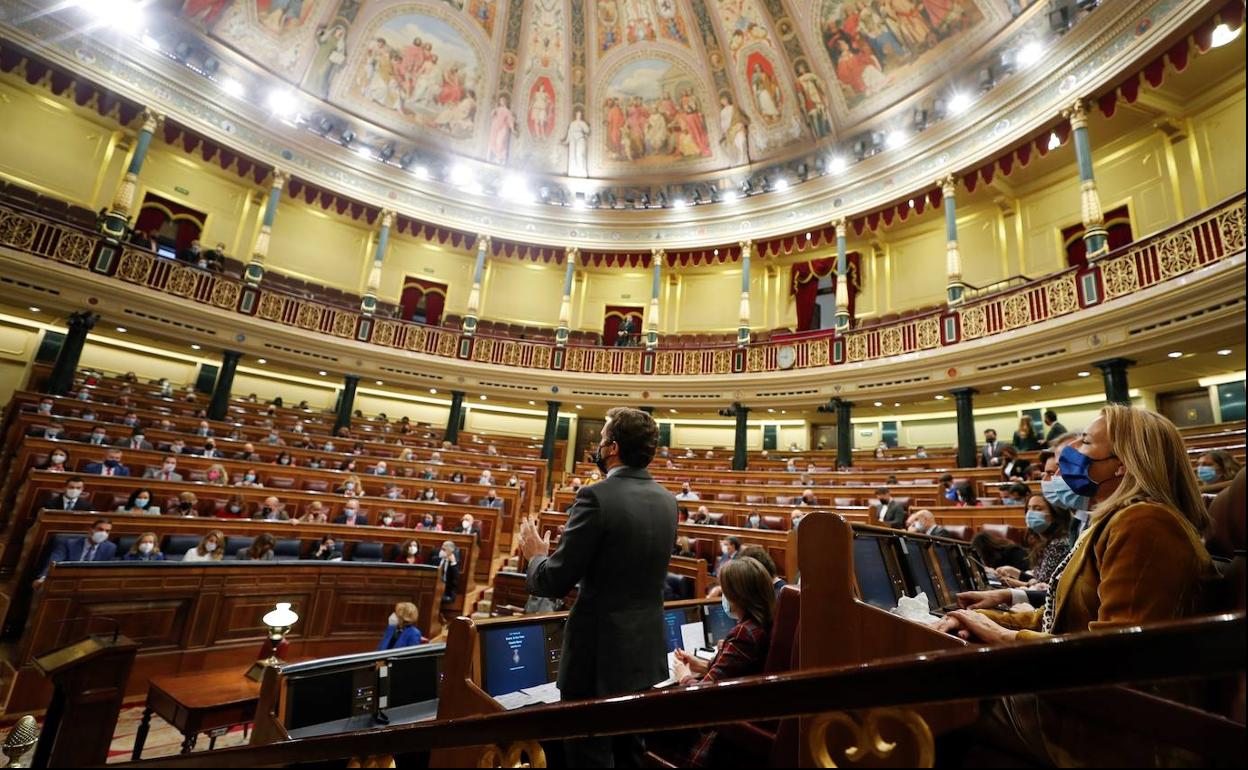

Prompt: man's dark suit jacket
xmin=332 ymin=513 xmax=369 ymax=526
xmin=40 ymin=536 xmax=117 ymax=578
xmin=43 ymin=493 xmax=90 ymax=511
xmin=871 ymin=500 xmax=908 ymax=529
xmin=82 ymin=462 xmax=131 ymax=477
xmin=526 ymin=465 xmax=678 ymax=699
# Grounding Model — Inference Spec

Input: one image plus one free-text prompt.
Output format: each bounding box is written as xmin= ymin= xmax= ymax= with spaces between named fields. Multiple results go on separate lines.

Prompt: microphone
xmin=2 ymin=715 xmax=38 ymax=765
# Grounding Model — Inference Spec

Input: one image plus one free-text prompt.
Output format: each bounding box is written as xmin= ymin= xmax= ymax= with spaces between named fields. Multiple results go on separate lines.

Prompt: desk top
xmin=149 ymin=668 xmax=262 ymax=710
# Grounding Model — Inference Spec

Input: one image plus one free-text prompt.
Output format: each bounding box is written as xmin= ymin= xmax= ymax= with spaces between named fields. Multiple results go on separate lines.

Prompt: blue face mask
xmin=1025 ymin=510 xmax=1050 ymax=533
xmin=944 ymin=487 xmax=958 ymax=502
xmin=720 ymin=595 xmax=736 ymax=620
xmin=1196 ymin=466 xmax=1218 ymax=484
xmin=1041 ymin=475 xmax=1090 ymax=512
xmin=1058 ymin=444 xmax=1116 ymax=498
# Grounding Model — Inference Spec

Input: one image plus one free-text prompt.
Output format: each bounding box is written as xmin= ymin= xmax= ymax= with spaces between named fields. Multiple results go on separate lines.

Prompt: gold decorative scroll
xmin=476 ymin=741 xmax=547 ymax=768
xmin=346 ymin=756 xmax=395 ymax=768
xmin=808 ymin=708 xmax=934 ymax=768
xmin=116 ymin=249 xmax=154 ymax=284
xmin=54 ymin=231 xmax=94 ymax=267
xmin=0 ymin=210 xmax=37 ymax=250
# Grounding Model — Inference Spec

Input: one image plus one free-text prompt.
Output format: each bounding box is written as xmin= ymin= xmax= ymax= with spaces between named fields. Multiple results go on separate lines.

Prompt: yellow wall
xmin=136 ymin=145 xmax=258 ymax=258
xmin=267 ymin=201 xmax=373 ymax=290
xmin=1191 ymin=82 xmax=1247 ymax=204
xmin=0 ymin=320 xmax=39 ymax=404
xmin=481 ymin=260 xmax=564 ymax=327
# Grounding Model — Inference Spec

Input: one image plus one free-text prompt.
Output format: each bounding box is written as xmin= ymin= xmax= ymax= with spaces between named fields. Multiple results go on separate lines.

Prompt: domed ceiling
xmin=181 ymin=0 xmax=1031 ymax=180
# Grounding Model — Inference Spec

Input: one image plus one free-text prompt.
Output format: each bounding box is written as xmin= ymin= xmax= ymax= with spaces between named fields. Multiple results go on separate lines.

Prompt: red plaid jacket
xmin=684 ymin=617 xmax=770 ymax=766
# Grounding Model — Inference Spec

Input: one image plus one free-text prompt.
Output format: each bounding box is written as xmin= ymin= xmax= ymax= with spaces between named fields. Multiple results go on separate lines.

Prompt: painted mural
xmin=525 ymin=0 xmax=567 ymax=76
xmin=336 ymin=8 xmax=485 ymax=140
xmin=816 ymin=0 xmax=987 ymax=107
xmin=600 ymin=58 xmax=713 ymax=165
xmin=713 ymin=0 xmax=775 ymax=56
xmin=794 ymin=60 xmax=834 ymax=138
xmin=595 ymin=0 xmax=690 ymax=54
xmin=192 ymin=1 xmax=331 ymax=80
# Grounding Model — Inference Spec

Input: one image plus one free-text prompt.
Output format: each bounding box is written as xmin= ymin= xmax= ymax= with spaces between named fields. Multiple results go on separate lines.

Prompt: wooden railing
xmin=114 ymin=612 xmax=1245 ymax=767
xmin=0 ymin=194 xmax=1243 ymax=376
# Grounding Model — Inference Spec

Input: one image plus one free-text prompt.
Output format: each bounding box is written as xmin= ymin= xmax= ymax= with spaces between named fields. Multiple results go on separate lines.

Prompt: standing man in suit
xmin=870 ymin=486 xmax=908 ymax=529
xmin=43 ymin=476 xmax=90 ymax=511
xmin=980 ymin=428 xmax=1004 ymax=467
xmin=518 ymin=407 xmax=677 ymax=767
xmin=1041 ymin=409 xmax=1067 ymax=448
xmin=36 ymin=518 xmax=115 ymax=582
xmin=143 ymin=455 xmax=184 ymax=482
xmin=83 ymin=449 xmax=131 ymax=477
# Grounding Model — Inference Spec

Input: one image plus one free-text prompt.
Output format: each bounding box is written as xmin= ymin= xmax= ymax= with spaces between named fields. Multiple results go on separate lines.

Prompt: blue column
xmin=646 ymin=250 xmax=663 ymax=350
xmin=462 ymin=235 xmax=490 ymax=336
xmin=556 ymin=248 xmax=577 ymax=347
xmin=361 ymin=210 xmax=394 ymax=315
xmin=737 ymin=241 xmax=752 ymax=346
xmin=1066 ymin=99 xmax=1108 ymax=257
xmin=245 ymin=170 xmax=289 ymax=286
xmin=942 ymin=175 xmax=965 ymax=304
xmin=833 ymin=219 xmax=850 ymax=330
xmin=100 ymin=109 xmax=163 ymax=241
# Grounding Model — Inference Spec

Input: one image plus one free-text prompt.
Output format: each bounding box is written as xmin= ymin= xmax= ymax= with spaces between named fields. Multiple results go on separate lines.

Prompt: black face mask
xmin=590 ymin=440 xmax=612 ymax=475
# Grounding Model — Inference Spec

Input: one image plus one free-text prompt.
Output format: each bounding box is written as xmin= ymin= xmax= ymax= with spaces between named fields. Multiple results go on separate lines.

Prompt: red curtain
xmin=134 ymin=192 xmax=206 ymax=250
xmin=791 ymin=253 xmax=860 ymax=331
xmin=603 ymin=306 xmax=644 ymax=346
xmin=1061 ymin=205 xmax=1132 ymax=267
xmin=399 ymin=277 xmax=447 ymax=325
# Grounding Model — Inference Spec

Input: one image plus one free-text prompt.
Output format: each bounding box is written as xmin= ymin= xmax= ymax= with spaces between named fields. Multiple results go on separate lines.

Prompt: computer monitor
xmin=702 ymin=602 xmax=736 ymax=646
xmin=155 ymin=244 xmax=177 ymax=260
xmin=479 ymin=619 xmax=564 ymax=697
xmin=853 ymin=535 xmax=900 ymax=609
xmin=383 ymin=647 xmax=444 ymax=710
xmin=663 ymin=606 xmax=704 ymax=652
xmin=899 ymin=538 xmax=941 ymax=611
xmin=934 ymin=544 xmax=966 ymax=596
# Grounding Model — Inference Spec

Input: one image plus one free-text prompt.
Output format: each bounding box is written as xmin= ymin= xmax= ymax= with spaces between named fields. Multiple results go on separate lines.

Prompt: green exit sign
xmin=174 ymin=186 xmax=190 ymax=195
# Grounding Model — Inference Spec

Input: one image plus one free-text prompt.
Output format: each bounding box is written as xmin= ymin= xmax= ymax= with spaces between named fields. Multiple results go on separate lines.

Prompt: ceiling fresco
xmin=181 ymin=0 xmax=1035 ymax=178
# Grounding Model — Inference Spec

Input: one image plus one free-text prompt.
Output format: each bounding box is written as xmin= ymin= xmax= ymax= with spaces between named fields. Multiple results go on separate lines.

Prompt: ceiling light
xmin=669 ymin=408 xmax=677 ymax=413
xmin=430 ymin=388 xmax=438 ymax=394
xmin=1001 ymin=385 xmax=1013 ymax=391
xmin=1211 ymin=23 xmax=1241 ymax=47
xmin=1047 ymin=131 xmax=1061 ymax=150
xmin=413 ymin=165 xmax=430 ymax=180
xmin=449 ymin=163 xmax=473 ymax=187
xmin=28 ymin=306 xmax=39 ymax=312
xmin=773 ymin=177 xmax=789 ymax=192
xmin=1017 ymin=41 xmax=1045 ymax=67
xmin=934 ymin=394 xmax=946 ymax=400
xmin=464 ymin=181 xmax=484 ymax=196
xmin=219 ymin=77 xmax=245 ymax=99
xmin=528 ymin=400 xmax=535 ymax=405
xmin=781 ymin=410 xmax=787 ymax=414
xmin=885 ymin=130 xmax=908 ymax=149
xmin=1077 ymin=370 xmax=1091 ymax=377
xmin=947 ymin=92 xmax=971 ymax=115
xmin=892 ymin=402 xmax=900 ymax=407
xmin=1217 ymin=349 xmax=1232 ymax=356
xmin=907 ymin=199 xmax=915 ymax=209
xmin=190 ymin=344 xmax=201 ymax=350
xmin=767 ymin=408 xmax=775 ymax=413
xmin=721 ymin=190 xmax=738 ymax=203
xmin=140 ymin=33 xmax=160 ymax=52
xmin=257 ymin=358 xmax=267 ymax=364
xmin=873 ymin=401 xmax=883 ymax=407
xmin=354 ymin=145 xmax=373 ymax=160
xmin=266 ymin=89 xmax=298 ymax=119
xmin=828 ymin=155 xmax=847 ymax=174
xmin=375 ymin=380 xmax=384 ymax=385
xmin=571 ymin=196 xmax=586 ymax=210
xmin=1167 ymin=351 xmax=1183 ymax=359
xmin=575 ymin=404 xmax=583 ymax=409
xmin=1029 ymin=384 xmax=1042 ymax=391
xmin=673 ymin=198 xmax=687 ymax=209
xmin=499 ymin=175 xmax=533 ymax=204
xmin=115 ymin=326 xmax=127 ymax=333
xmin=318 ymin=370 xmax=327 ymax=376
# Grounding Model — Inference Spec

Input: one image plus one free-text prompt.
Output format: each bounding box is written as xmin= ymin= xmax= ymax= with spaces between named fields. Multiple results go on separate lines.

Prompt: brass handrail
xmin=116 ymin=612 xmax=1245 ymax=767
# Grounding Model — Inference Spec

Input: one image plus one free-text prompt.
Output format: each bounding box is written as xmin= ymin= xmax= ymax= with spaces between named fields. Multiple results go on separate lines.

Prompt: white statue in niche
xmin=563 ymin=109 xmax=591 ymax=177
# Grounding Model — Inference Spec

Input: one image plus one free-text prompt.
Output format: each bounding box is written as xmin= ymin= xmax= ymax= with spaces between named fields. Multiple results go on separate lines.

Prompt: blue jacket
xmin=40 ymin=536 xmax=117 ymax=578
xmin=123 ymin=551 xmax=166 ymax=561
xmin=82 ymin=461 xmax=131 ymax=476
xmin=377 ymin=624 xmax=424 ymax=651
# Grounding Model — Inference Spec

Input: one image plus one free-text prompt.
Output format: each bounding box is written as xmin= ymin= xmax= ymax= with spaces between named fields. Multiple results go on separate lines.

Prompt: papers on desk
xmin=496 ymin=682 xmax=562 ymax=710
xmin=679 ymin=622 xmax=704 ymax=654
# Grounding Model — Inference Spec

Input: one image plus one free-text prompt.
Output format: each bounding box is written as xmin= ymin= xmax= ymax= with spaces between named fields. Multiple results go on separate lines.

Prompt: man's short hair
xmin=984 ymin=428 xmax=996 ymax=435
xmin=739 ymin=545 xmax=777 ymax=578
xmin=91 ymin=517 xmax=111 ymax=528
xmin=604 ymin=407 xmax=659 ymax=468
xmin=875 ymin=486 xmax=890 ymax=495
xmin=66 ymin=475 xmax=84 ymax=485
xmin=1044 ymin=409 xmax=1058 ymax=422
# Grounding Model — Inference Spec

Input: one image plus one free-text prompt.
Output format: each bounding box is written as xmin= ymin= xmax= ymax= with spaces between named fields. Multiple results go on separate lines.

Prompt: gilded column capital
xmin=139 ymin=109 xmax=165 ymax=134
xmin=475 ymin=234 xmax=491 ymax=253
xmin=380 ymin=209 xmax=395 ymax=229
xmin=565 ymin=246 xmax=579 ymax=265
xmin=833 ymin=218 xmax=847 ymax=239
xmin=1063 ymin=98 xmax=1089 ymax=130
xmin=939 ymin=174 xmax=959 ymax=199
xmin=738 ymin=240 xmax=753 ymax=257
xmin=651 ymin=247 xmax=666 ymax=259
xmin=270 ymin=169 xmax=290 ymax=190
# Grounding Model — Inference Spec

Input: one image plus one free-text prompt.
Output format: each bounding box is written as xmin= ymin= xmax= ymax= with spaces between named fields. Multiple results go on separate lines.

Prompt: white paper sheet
xmin=495 ymin=690 xmax=537 ymax=710
xmin=522 ymin=681 xmax=562 ymax=704
xmin=680 ymin=622 xmax=705 ymax=653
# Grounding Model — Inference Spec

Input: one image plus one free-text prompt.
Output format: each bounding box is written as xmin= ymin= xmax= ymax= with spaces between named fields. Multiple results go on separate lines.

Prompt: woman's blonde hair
xmin=129 ymin=531 xmax=160 ymax=555
xmin=198 ymin=529 xmax=225 ymax=559
xmin=1097 ymin=404 xmax=1209 ymax=533
xmin=718 ymin=556 xmax=775 ymax=629
xmin=394 ymin=601 xmax=420 ymax=626
xmin=207 ymin=463 xmax=229 ymax=485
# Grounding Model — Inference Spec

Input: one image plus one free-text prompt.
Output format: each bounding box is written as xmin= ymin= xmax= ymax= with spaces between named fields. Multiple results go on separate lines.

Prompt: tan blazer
xmin=985 ymin=500 xmax=1215 ymax=639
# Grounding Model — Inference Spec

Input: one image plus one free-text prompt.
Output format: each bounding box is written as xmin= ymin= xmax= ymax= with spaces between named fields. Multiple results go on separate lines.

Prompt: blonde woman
xmin=378 ymin=601 xmax=425 ymax=649
xmin=205 ymin=463 xmax=230 ymax=486
xmin=182 ymin=529 xmax=225 ymax=562
xmin=122 ymin=532 xmax=165 ymax=561
xmin=336 ymin=473 xmax=366 ymax=497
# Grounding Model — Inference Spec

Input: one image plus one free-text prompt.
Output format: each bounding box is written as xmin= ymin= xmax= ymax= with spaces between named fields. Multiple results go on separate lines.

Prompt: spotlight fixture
xmin=873 ymin=401 xmax=883 ymax=407
xmin=589 ymin=193 xmax=601 ymax=208
xmin=773 ymin=177 xmax=789 ymax=192
xmin=140 ymin=33 xmax=161 ymax=52
xmin=220 ymin=77 xmax=245 ymax=99
xmin=266 ymin=89 xmax=298 ymax=118
xmin=796 ymin=162 xmax=808 ymax=181
xmin=500 ymin=174 xmax=533 ymax=204
xmin=354 ymin=145 xmax=372 ymax=160
xmin=1016 ymin=41 xmax=1044 ymax=67
xmin=173 ymin=41 xmax=192 ymax=62
xmin=571 ymin=193 xmax=586 ymax=210
xmin=1167 ymin=351 xmax=1183 ymax=359
xmin=399 ymin=151 xmax=416 ymax=168
xmin=1029 ymin=384 xmax=1042 ymax=391
xmin=202 ymin=57 xmax=220 ymax=77
xmin=115 ymin=326 xmax=127 ymax=333
xmin=316 ymin=117 xmax=335 ymax=135
xmin=672 ymin=197 xmax=687 ymax=209
xmin=740 ymin=179 xmax=753 ymax=195
xmin=947 ymin=92 xmax=971 ymax=114
xmin=1077 ymin=370 xmax=1091 ymax=377
xmin=379 ymin=143 xmax=395 ymax=162
xmin=339 ymin=129 xmax=356 ymax=146
xmin=912 ymin=107 xmax=929 ymax=130
xmin=934 ymin=394 xmax=946 ymax=400
xmin=656 ymin=191 xmax=668 ymax=208
xmin=885 ymin=130 xmax=908 ymax=149
xmin=691 ymin=188 xmax=703 ymax=204
xmin=28 ymin=306 xmax=39 ymax=312
xmin=190 ymin=343 xmax=201 ymax=350
xmin=828 ymin=155 xmax=847 ymax=174
xmin=977 ymin=66 xmax=995 ymax=91
xmin=430 ymin=388 xmax=438 ymax=394
xmin=414 ymin=165 xmax=429 ymax=180
xmin=1211 ymin=23 xmax=1241 ymax=47
xmin=721 ymin=189 xmax=738 ymax=203
xmin=1048 ymin=7 xmax=1073 ymax=32
xmin=1047 ymin=131 xmax=1061 ymax=150
xmin=318 ymin=370 xmax=327 ymax=376
xmin=1217 ymin=349 xmax=1232 ymax=356
xmin=852 ymin=138 xmax=869 ymax=159
xmin=257 ymin=358 xmax=267 ymax=364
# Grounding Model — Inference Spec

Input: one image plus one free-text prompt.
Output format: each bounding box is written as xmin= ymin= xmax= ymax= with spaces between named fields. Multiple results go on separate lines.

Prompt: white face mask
xmin=163 ymin=463 xmax=176 ymax=471
xmin=51 ymin=454 xmax=66 ymax=464
xmin=383 ymin=517 xmax=393 ymax=525
xmin=407 ymin=545 xmax=419 ymax=555
xmin=139 ymin=542 xmax=154 ymax=554
xmin=65 ymin=488 xmax=82 ymax=500
xmin=90 ymin=530 xmax=109 ymax=544
xmin=388 ymin=612 xmax=400 ymax=627
xmin=204 ymin=542 xmax=217 ymax=552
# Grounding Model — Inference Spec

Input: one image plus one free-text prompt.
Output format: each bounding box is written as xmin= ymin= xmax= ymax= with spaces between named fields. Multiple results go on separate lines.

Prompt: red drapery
xmin=790 ymin=253 xmax=861 ymax=331
xmin=603 ymin=306 xmax=644 ymax=345
xmin=399 ymin=277 xmax=447 ymax=325
xmin=1061 ymin=205 xmax=1133 ymax=267
xmin=134 ymin=192 xmax=206 ymax=250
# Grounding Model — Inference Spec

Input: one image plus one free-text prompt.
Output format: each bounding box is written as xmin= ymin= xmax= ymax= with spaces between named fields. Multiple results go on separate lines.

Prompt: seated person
xmin=673 ymin=557 xmax=775 ymax=766
xmin=673 ymin=535 xmax=696 ymax=558
xmin=192 ymin=420 xmax=214 ymax=437
xmin=371 ymin=460 xmax=390 ymax=476
xmin=953 ymin=481 xmax=981 ymax=507
xmin=221 ymin=494 xmax=248 ymax=518
xmin=448 ymin=470 xmax=465 ymax=484
xmin=418 ymin=487 xmax=439 ymax=502
xmin=234 ymin=468 xmax=264 ymax=488
xmin=905 ymin=509 xmax=949 ymax=537
xmin=34 ymin=395 xmax=55 ymax=416
xmin=742 ymin=512 xmax=767 ymax=530
xmin=477 ymin=469 xmax=494 ymax=486
xmin=674 ymin=482 xmax=700 ymax=501
xmin=36 ymin=518 xmax=115 ymax=581
xmin=237 ymin=533 xmax=277 ymax=561
xmin=479 ymin=487 xmax=504 ymax=509
xmin=44 ymin=476 xmax=89 ymax=511
xmin=123 ymin=532 xmax=165 ymax=561
xmin=382 ymin=482 xmax=405 ymax=501
xmin=172 ymin=491 xmax=199 ymax=517
xmin=82 ymin=426 xmax=109 ymax=445
xmin=204 ymin=463 xmax=229 ymax=486
xmin=688 ymin=506 xmax=710 ymax=525
xmin=715 ymin=536 xmax=741 ymax=575
xmin=308 ymin=535 xmax=343 ymax=561
xmin=999 ymin=495 xmax=1071 ymax=588
xmin=273 ymin=451 xmax=295 ymax=467
xmin=143 ymin=455 xmax=183 ymax=482
xmin=789 ymin=509 xmax=806 ymax=528
xmin=29 ymin=418 xmax=66 ymax=440
xmin=299 ymin=500 xmax=329 ymax=524
xmin=420 ymin=466 xmax=437 ymax=480
xmin=414 ymin=513 xmax=439 ymax=531
xmin=118 ymin=487 xmax=160 ymax=515
xmin=1000 ymin=445 xmax=1030 ymax=481
xmin=397 ymin=539 xmax=425 ymax=565
xmin=1196 ymin=449 xmax=1242 ymax=492
xmin=456 ymin=514 xmax=480 ymax=539
xmin=183 ymin=530 xmax=225 ymax=561
xmin=177 ymin=238 xmax=204 ymax=263
xmin=869 ymin=487 xmax=906 ymax=528
xmin=798 ymin=488 xmax=820 ymax=507
xmin=1000 ymin=481 xmax=1031 ymax=506
xmin=334 ymin=499 xmax=368 ymax=526
xmin=378 ymin=602 xmax=426 ymax=650
xmin=200 ymin=440 xmax=224 ymax=459
xmin=116 ymin=429 xmax=153 ymax=451
xmin=337 ymin=474 xmax=365 ymax=497
xmin=233 ymin=442 xmax=261 ymax=462
xmin=36 ymin=447 xmax=70 ymax=472
xmin=378 ymin=509 xmax=400 ymax=528
xmin=83 ymin=448 xmax=131 ymax=477
xmin=971 ymin=530 xmax=1028 ymax=574
xmin=252 ymin=496 xmax=289 ymax=521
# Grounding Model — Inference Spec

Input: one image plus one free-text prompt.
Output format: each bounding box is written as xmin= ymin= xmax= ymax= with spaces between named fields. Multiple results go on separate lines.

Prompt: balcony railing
xmin=0 ymin=194 xmax=1243 ymax=377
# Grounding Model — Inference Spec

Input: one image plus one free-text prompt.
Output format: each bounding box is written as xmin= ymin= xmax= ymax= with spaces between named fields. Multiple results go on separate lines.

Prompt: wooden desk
xmin=132 ymin=668 xmax=260 ymax=758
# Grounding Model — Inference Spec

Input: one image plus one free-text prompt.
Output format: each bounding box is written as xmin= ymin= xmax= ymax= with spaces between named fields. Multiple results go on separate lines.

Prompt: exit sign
xmin=174 ymin=186 xmax=190 ymax=195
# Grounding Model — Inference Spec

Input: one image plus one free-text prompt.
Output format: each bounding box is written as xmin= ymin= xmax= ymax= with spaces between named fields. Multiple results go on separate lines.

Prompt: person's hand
xmin=517 ymin=516 xmax=551 ymax=562
xmin=994 ymin=565 xmax=1021 ymax=580
xmin=939 ymin=610 xmax=1018 ymax=645
xmin=706 ymin=585 xmax=723 ymax=600
xmin=672 ymin=657 xmax=692 ymax=681
xmin=955 ymin=589 xmax=1013 ymax=610
xmin=674 ymin=648 xmax=709 ymax=675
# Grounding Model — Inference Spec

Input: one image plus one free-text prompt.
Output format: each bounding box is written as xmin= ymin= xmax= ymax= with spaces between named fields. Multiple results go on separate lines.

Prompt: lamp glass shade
xmin=262 ymin=602 xmax=298 ymax=627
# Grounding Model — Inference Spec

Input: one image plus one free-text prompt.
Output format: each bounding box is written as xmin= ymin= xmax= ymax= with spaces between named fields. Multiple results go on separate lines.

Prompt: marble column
xmin=361 ymin=210 xmax=394 ymax=315
xmin=737 ymin=240 xmax=752 ymax=346
xmin=556 ymin=248 xmax=578 ymax=347
xmin=941 ymin=175 xmax=965 ymax=304
xmin=832 ymin=398 xmax=853 ymax=469
xmin=462 ymin=235 xmax=490 ymax=336
xmin=833 ymin=218 xmax=850 ymax=331
xmin=951 ymin=387 xmax=978 ymax=468
xmin=1094 ymin=358 xmax=1135 ymax=405
xmin=1064 ymin=99 xmax=1109 ymax=258
xmin=245 ymin=170 xmax=288 ymax=286
xmin=732 ymin=403 xmax=750 ymax=471
xmin=333 ymin=374 xmax=360 ymax=434
xmin=100 ymin=109 xmax=163 ymax=241
xmin=646 ymin=249 xmax=663 ymax=350
xmin=444 ymin=390 xmax=465 ymax=444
